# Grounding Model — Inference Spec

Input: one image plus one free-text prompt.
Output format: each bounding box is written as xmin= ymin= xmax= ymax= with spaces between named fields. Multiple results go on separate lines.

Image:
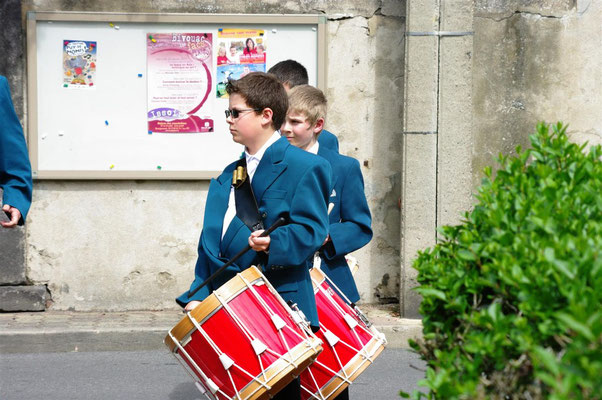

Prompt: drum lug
xmin=343 ymin=314 xmax=359 ymax=330
xmin=323 ymin=330 xmax=340 ymax=347
xmin=194 ymin=381 xmax=207 ymax=394
xmin=289 ymin=302 xmax=310 ymax=328
xmin=251 ymin=338 xmax=268 ymax=355
xmin=271 ymin=314 xmax=287 ymax=331
xmin=219 ymin=353 xmax=235 ymax=370
xmin=206 ymin=378 xmax=220 ymax=394
xmin=354 ymin=306 xmax=372 ymax=327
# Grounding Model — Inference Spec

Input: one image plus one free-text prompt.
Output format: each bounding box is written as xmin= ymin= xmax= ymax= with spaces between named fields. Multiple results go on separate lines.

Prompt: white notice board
xmin=26 ymin=12 xmax=327 ymax=179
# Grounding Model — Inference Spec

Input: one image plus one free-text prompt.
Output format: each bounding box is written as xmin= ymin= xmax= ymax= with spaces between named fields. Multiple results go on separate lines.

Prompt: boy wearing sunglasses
xmin=176 ymin=72 xmax=331 ymax=400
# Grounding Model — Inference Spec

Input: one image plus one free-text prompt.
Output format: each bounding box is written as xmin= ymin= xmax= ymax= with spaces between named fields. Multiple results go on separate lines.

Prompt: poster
xmin=216 ymin=29 xmax=266 ymax=98
xmin=147 ymin=33 xmax=214 ymax=133
xmin=63 ymin=40 xmax=97 ymax=88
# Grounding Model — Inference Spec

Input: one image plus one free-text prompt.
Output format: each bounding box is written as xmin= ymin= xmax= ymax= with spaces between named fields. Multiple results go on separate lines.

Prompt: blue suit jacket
xmin=178 ymin=137 xmax=331 ymax=326
xmin=317 ymin=146 xmax=372 ymax=303
xmin=318 ymin=129 xmax=339 ymax=153
xmin=0 ymin=76 xmax=32 ymax=224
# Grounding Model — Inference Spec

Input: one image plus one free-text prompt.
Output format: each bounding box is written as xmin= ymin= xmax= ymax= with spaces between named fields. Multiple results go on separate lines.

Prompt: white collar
xmin=245 ymin=131 xmax=280 ymax=162
xmin=307 ymin=141 xmax=320 ymax=155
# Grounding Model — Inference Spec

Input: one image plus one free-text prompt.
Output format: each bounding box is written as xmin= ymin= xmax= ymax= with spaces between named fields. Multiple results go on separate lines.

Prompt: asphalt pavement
xmin=0 ymin=348 xmax=427 ymax=400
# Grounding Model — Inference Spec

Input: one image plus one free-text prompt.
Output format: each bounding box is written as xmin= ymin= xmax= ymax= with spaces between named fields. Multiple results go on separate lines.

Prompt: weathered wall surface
xmin=473 ymin=0 xmax=602 ymax=187
xmin=16 ymin=0 xmax=405 ymax=310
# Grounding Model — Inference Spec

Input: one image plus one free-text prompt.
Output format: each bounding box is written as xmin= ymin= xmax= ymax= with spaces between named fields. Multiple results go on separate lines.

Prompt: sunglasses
xmin=225 ymin=108 xmax=260 ymax=119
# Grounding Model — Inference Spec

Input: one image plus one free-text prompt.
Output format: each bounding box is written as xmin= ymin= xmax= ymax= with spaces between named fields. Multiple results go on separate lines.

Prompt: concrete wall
xmin=473 ymin=0 xmax=602 ymax=186
xmin=14 ymin=0 xmax=405 ymax=311
xmin=14 ymin=0 xmax=600 ymax=315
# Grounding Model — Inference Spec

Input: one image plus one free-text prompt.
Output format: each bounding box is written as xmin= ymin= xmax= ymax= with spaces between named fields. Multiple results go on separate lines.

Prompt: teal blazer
xmin=178 ymin=137 xmax=331 ymax=326
xmin=0 ymin=76 xmax=32 ymax=224
xmin=318 ymin=129 xmax=339 ymax=153
xmin=317 ymin=146 xmax=372 ymax=304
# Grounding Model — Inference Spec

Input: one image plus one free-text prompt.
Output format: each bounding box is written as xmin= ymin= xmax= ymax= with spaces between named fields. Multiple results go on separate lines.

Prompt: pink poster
xmin=147 ymin=33 xmax=213 ymax=133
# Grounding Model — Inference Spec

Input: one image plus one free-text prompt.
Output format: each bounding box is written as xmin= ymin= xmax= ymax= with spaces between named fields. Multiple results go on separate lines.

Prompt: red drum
xmin=165 ymin=266 xmax=323 ymax=400
xmin=300 ymin=267 xmax=387 ymax=400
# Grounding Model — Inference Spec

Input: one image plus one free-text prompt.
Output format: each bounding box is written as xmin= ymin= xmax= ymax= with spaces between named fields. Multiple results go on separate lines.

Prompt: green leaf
xmin=532 ymin=346 xmax=560 ymax=375
xmin=415 ymin=288 xmax=447 ymax=301
xmin=457 ymin=249 xmax=476 ymax=261
xmin=555 ymin=312 xmax=595 ymax=341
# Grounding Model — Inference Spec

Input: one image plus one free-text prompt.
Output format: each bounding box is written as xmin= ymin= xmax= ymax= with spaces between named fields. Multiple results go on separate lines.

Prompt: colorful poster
xmin=63 ymin=40 xmax=97 ymax=88
xmin=147 ymin=33 xmax=214 ymax=133
xmin=216 ymin=29 xmax=266 ymax=98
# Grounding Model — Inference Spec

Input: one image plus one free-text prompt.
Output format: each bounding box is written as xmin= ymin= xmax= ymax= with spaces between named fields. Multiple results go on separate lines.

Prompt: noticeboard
xmin=26 ymin=11 xmax=327 ymax=179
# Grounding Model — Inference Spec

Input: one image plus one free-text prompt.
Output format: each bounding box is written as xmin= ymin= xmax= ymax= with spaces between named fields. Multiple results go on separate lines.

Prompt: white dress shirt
xmin=221 ymin=132 xmax=281 ymax=239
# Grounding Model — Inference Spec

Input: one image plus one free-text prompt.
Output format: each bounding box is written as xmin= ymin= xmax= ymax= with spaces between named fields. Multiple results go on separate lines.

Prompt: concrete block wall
xmin=7 ymin=0 xmax=406 ymax=312
xmin=7 ymin=0 xmax=599 ymax=315
xmin=473 ymin=0 xmax=602 ymax=186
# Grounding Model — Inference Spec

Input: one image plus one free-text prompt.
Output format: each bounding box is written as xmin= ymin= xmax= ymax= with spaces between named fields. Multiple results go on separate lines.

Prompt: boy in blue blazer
xmin=268 ymin=60 xmax=339 ymax=152
xmin=282 ymin=84 xmax=372 ymax=305
xmin=178 ymin=74 xmax=331 ymax=399
xmin=281 ymin=84 xmax=373 ymax=400
xmin=0 ymin=75 xmax=32 ymax=227
xmin=177 ymin=72 xmax=331 ymax=329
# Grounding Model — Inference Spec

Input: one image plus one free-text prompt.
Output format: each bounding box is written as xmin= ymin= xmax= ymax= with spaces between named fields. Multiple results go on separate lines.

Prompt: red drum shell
xmin=300 ymin=267 xmax=387 ymax=400
xmin=166 ymin=266 xmax=322 ymax=400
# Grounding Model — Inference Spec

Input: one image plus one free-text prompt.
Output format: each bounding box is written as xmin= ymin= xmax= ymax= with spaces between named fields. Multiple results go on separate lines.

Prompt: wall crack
xmin=477 ymin=10 xmax=568 ymax=22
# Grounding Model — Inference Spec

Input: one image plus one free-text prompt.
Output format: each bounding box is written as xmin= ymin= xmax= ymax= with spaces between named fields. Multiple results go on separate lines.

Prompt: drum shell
xmin=166 ymin=266 xmax=322 ymax=400
xmin=300 ymin=267 xmax=387 ymax=400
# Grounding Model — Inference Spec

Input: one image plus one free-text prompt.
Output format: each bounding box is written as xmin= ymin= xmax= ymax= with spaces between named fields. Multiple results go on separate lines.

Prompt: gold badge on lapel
xmin=232 ymin=166 xmax=247 ymax=188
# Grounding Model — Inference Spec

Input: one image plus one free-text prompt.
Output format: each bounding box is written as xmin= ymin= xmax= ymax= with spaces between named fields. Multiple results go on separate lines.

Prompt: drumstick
xmin=187 ymin=217 xmax=286 ymax=298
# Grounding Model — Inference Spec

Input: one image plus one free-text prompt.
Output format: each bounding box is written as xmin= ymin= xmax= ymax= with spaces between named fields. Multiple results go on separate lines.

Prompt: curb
xmin=0 ymin=308 xmax=422 ymax=354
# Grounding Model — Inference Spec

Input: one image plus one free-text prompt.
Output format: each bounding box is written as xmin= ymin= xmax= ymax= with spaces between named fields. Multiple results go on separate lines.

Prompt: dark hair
xmin=226 ymin=72 xmax=288 ymax=130
xmin=245 ymin=38 xmax=255 ymax=50
xmin=267 ymin=59 xmax=308 ymax=88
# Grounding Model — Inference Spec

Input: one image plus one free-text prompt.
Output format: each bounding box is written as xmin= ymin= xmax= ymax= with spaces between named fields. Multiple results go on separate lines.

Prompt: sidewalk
xmin=0 ymin=304 xmax=422 ymax=353
xmin=0 ymin=305 xmax=422 ymax=353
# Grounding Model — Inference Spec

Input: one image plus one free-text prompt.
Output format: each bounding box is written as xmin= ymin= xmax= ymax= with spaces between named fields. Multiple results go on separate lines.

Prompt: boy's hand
xmin=1 ymin=204 xmax=21 ymax=228
xmin=249 ymin=230 xmax=270 ymax=252
xmin=184 ymin=300 xmax=201 ymax=312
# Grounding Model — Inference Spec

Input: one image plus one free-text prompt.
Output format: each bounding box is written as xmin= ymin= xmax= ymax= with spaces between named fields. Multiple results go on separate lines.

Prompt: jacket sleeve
xmin=265 ymin=160 xmax=331 ymax=268
xmin=0 ymin=77 xmax=32 ymax=224
xmin=322 ymin=158 xmax=372 ymax=259
xmin=176 ymin=231 xmax=212 ymax=307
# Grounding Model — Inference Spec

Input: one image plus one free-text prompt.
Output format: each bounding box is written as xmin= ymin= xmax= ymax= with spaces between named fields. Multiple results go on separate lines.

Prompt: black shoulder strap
xmin=233 ymin=158 xmax=264 ymax=232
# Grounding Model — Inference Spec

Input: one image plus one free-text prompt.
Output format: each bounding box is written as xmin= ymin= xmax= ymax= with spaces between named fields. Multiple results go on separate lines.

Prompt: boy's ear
xmin=260 ymin=107 xmax=274 ymax=127
xmin=313 ymin=117 xmax=325 ymax=135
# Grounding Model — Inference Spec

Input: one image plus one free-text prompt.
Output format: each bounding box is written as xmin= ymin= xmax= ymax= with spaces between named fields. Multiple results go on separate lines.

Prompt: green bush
xmin=405 ymin=123 xmax=602 ymax=400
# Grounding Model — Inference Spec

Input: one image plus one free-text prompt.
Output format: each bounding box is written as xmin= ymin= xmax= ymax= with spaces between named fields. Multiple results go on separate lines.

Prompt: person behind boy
xmin=268 ymin=59 xmax=339 ymax=153
xmin=176 ymin=73 xmax=331 ymax=400
xmin=281 ymin=84 xmax=373 ymax=400
xmin=1 ymin=75 xmax=32 ymax=228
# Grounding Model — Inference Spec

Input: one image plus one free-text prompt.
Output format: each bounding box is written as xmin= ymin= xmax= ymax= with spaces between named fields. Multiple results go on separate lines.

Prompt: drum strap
xmin=233 ymin=158 xmax=264 ymax=232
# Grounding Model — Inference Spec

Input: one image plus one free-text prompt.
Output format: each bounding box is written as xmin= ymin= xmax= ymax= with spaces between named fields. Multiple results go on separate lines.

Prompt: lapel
xmin=201 ymin=172 xmax=232 ymax=259
xmin=252 ymin=137 xmax=288 ymax=203
xmin=220 ymin=216 xmax=247 ymax=255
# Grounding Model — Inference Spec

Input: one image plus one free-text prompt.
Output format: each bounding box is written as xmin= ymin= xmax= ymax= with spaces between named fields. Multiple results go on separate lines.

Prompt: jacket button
xmin=261 ymin=212 xmax=267 ymax=219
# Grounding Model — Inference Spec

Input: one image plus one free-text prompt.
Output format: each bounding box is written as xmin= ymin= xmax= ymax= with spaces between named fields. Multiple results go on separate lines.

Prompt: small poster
xmin=147 ymin=33 xmax=214 ymax=134
xmin=63 ymin=40 xmax=97 ymax=88
xmin=216 ymin=29 xmax=266 ymax=98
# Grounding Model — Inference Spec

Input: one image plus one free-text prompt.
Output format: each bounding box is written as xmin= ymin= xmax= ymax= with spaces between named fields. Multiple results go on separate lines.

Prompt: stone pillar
xmin=0 ymin=0 xmax=47 ymax=311
xmin=437 ymin=2 xmax=474 ymax=229
xmin=400 ymin=0 xmax=439 ymax=318
xmin=400 ymin=0 xmax=474 ymax=318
